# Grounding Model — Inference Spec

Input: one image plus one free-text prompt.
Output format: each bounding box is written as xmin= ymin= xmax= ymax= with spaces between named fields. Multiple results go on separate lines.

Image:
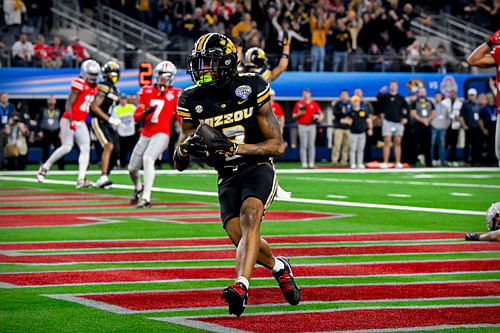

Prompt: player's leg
xmin=108 ymin=130 xmax=120 ymax=175
xmin=38 ymin=118 xmax=73 ymax=182
xmin=220 ymin=163 xmax=300 ymax=316
xmin=495 ymin=117 xmax=500 ymax=166
xmin=92 ymin=118 xmax=113 ymax=187
xmin=138 ymin=133 xmax=168 ymax=207
xmin=225 ymin=219 xmax=275 ymax=268
xmin=128 ymin=135 xmax=148 ymax=204
xmin=74 ymin=120 xmax=92 ymax=187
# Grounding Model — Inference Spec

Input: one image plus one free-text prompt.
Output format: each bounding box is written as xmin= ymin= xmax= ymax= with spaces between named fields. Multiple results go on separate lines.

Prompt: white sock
xmin=235 ymin=276 xmax=249 ymax=290
xmin=271 ymin=257 xmax=285 ymax=274
xmin=142 ymin=155 xmax=155 ymax=202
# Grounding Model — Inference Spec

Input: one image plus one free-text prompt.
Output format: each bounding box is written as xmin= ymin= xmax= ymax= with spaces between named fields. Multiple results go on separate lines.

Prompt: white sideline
xmin=0 ymin=176 xmax=484 ymax=215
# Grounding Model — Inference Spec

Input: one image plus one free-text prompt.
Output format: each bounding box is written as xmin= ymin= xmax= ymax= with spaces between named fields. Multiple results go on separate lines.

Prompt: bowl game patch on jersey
xmin=235 ymin=85 xmax=252 ymax=99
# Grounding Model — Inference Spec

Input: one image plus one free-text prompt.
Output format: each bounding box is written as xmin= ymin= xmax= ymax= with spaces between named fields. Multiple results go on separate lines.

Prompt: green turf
xmin=1 ymin=165 xmax=499 ymax=332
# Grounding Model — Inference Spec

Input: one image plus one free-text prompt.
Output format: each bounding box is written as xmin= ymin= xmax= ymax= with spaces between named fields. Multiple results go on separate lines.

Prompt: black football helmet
xmin=243 ymin=47 xmax=268 ymax=70
xmin=187 ymin=33 xmax=238 ymax=88
xmin=102 ymin=61 xmax=120 ymax=84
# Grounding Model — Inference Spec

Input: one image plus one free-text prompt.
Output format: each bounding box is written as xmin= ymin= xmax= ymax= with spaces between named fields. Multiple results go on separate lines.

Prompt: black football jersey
xmin=94 ymin=81 xmax=120 ymax=116
xmin=177 ymin=73 xmax=271 ymax=170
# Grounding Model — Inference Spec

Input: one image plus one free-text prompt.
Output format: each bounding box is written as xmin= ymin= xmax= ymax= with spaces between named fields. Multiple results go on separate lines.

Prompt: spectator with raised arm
xmin=309 ymin=6 xmax=332 ymax=72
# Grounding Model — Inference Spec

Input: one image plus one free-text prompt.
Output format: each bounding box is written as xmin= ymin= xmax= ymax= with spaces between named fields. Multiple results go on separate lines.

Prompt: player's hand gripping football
xmin=179 ymin=134 xmax=208 ymax=158
xmin=488 ymin=29 xmax=500 ymax=45
xmin=213 ymin=136 xmax=238 ymax=157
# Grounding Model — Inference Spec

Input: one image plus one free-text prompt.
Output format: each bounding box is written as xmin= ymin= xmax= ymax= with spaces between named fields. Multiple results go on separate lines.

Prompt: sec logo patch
xmin=195 ymin=105 xmax=203 ymax=113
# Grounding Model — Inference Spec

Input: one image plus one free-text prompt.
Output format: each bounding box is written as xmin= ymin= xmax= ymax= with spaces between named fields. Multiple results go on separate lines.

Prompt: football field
xmin=1 ymin=165 xmax=500 ymax=332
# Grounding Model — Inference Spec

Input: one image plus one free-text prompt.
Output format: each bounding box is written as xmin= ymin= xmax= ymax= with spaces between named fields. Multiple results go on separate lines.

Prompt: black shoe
xmin=136 ymin=198 xmax=152 ymax=209
xmin=465 ymin=233 xmax=480 ymax=241
xmin=273 ymin=256 xmax=301 ymax=305
xmin=221 ymin=282 xmax=248 ymax=317
xmin=129 ymin=186 xmax=143 ymax=205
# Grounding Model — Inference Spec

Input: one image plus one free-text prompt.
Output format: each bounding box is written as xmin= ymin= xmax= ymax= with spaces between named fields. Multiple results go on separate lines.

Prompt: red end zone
xmin=192 ymin=306 xmax=500 ymax=332
xmin=3 ymin=259 xmax=499 ymax=286
xmin=0 ymin=210 xmax=340 ymax=227
xmin=78 ymin=281 xmax=500 ymax=311
xmin=2 ymin=242 xmax=499 ymax=264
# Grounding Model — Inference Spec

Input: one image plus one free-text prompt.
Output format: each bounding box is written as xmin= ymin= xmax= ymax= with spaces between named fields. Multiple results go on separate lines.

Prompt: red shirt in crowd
xmin=34 ymin=43 xmax=50 ymax=60
xmin=50 ymin=44 xmax=67 ymax=60
xmin=272 ymin=100 xmax=284 ymax=118
xmin=292 ymin=100 xmax=323 ymax=124
xmin=68 ymin=42 xmax=88 ymax=59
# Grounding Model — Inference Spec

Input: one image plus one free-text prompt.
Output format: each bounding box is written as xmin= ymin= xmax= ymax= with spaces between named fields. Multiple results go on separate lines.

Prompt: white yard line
xmin=295 ymin=176 xmax=500 ymax=189
xmin=451 ymin=192 xmax=473 ymax=197
xmin=2 ymin=251 xmax=499 ymax=266
xmin=0 ymin=176 xmax=485 ymax=216
xmin=2 ymin=258 xmax=498 ymax=275
xmin=0 ymin=167 xmax=497 ymax=177
xmin=151 ymin=304 xmax=500 ymax=333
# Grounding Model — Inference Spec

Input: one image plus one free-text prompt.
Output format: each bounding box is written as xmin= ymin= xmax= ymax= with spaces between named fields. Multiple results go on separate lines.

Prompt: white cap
xmin=467 ymin=88 xmax=477 ymax=96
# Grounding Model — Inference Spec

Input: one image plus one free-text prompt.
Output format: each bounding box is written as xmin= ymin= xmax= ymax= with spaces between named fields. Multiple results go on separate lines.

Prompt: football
xmin=194 ymin=123 xmax=226 ymax=156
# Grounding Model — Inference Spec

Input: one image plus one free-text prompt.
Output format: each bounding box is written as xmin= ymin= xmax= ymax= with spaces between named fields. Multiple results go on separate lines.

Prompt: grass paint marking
xmin=0 ymin=176 xmax=485 ymax=216
xmin=3 ymin=259 xmax=499 ymax=286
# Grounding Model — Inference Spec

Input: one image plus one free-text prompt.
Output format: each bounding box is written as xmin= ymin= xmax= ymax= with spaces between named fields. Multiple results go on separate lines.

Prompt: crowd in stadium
xmin=0 ymin=0 xmax=498 ymax=171
xmin=0 ymin=74 xmax=498 ymax=171
xmin=1 ymin=0 xmax=499 ymax=71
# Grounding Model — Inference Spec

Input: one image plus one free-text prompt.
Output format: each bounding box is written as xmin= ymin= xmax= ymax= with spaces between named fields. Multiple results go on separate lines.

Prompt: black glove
xmin=237 ymin=37 xmax=247 ymax=50
xmin=465 ymin=233 xmax=480 ymax=241
xmin=278 ymin=31 xmax=290 ymax=47
xmin=143 ymin=107 xmax=156 ymax=117
xmin=213 ymin=136 xmax=238 ymax=157
xmin=179 ymin=134 xmax=208 ymax=158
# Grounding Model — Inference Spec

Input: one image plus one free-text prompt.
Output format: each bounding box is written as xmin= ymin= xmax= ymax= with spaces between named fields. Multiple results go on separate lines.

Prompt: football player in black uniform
xmin=174 ymin=33 xmax=301 ymax=317
xmin=90 ymin=61 xmax=122 ymax=188
xmin=240 ymin=41 xmax=289 ymax=83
